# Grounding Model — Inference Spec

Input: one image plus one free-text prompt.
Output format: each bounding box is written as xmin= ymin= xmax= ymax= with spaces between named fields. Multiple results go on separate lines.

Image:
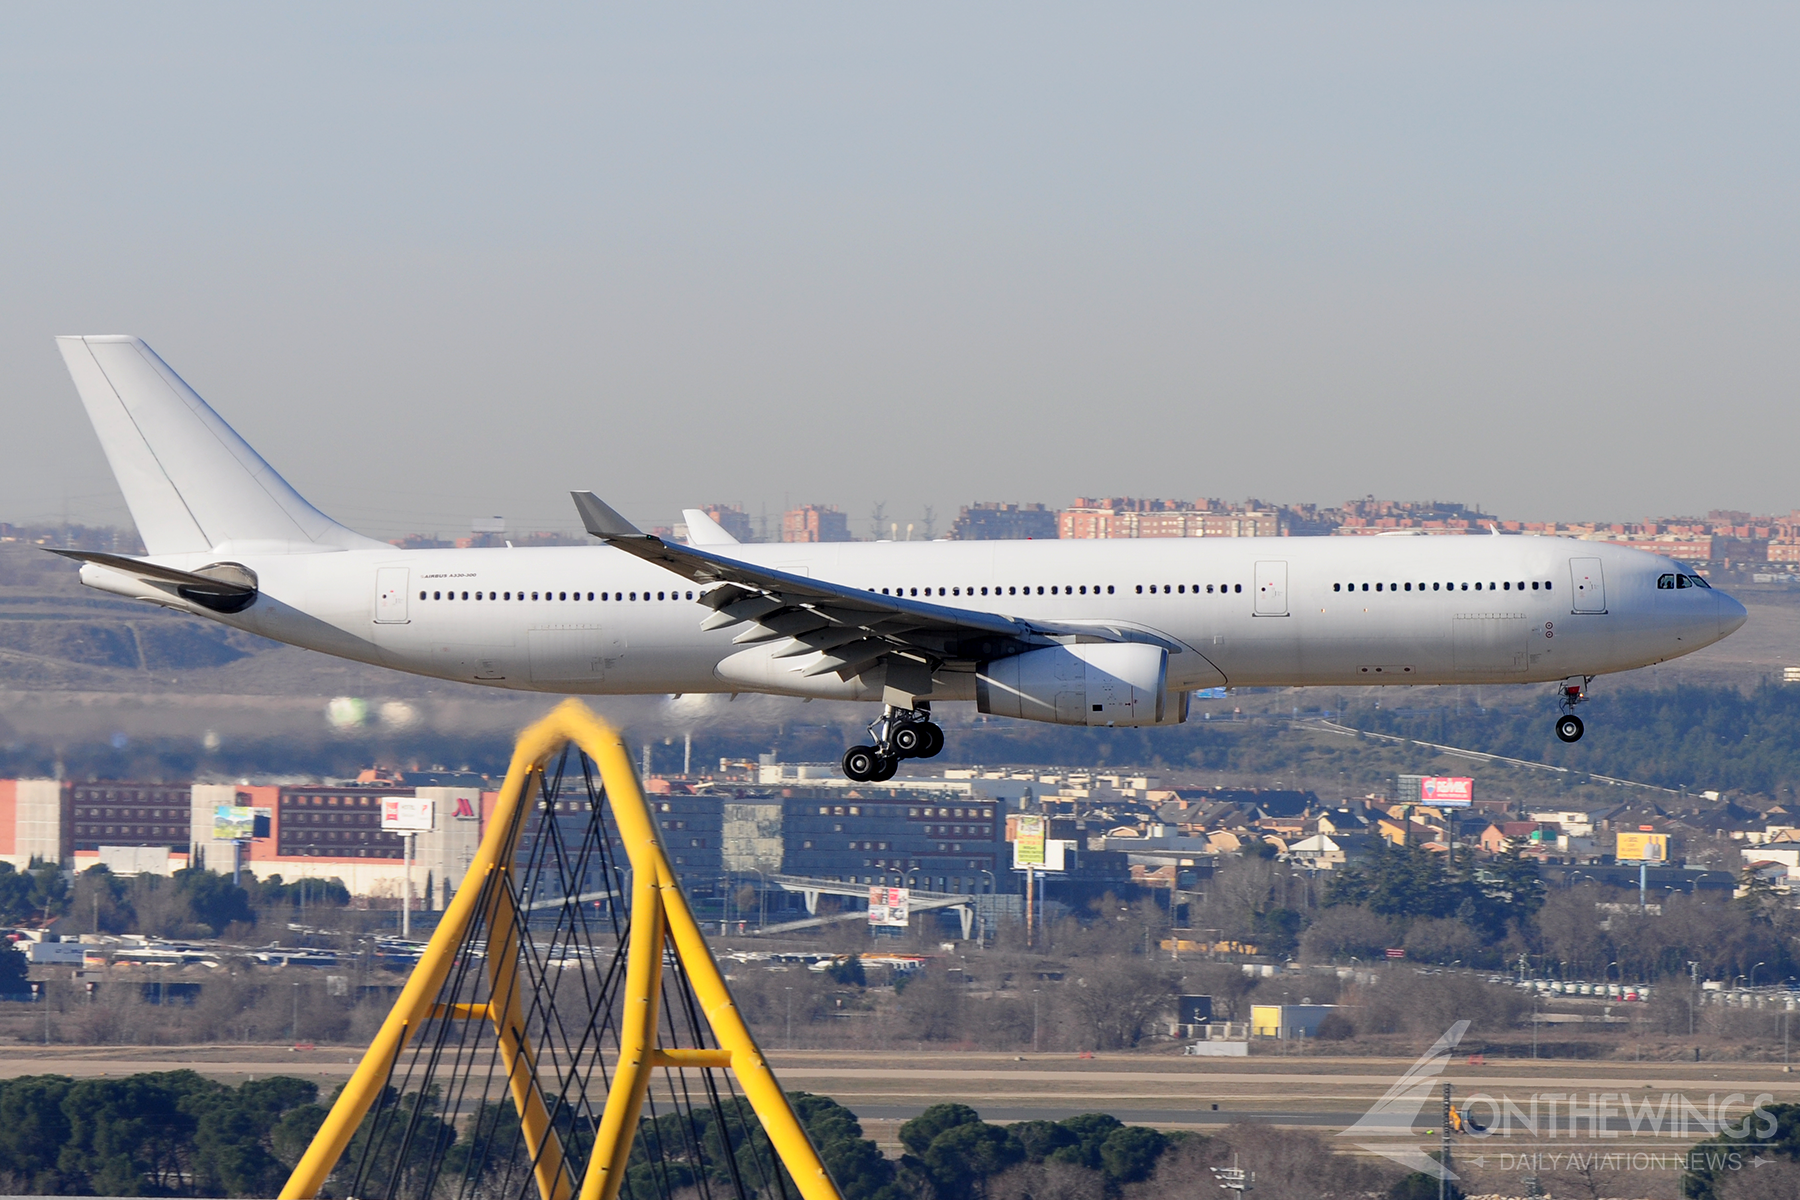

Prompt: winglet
xmin=571 ymin=491 xmax=648 ymax=539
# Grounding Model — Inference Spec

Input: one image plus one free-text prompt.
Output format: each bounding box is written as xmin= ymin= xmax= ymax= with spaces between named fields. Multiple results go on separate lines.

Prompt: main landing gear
xmin=842 ymin=704 xmax=944 ymax=782
xmin=1554 ymin=677 xmax=1591 ymax=743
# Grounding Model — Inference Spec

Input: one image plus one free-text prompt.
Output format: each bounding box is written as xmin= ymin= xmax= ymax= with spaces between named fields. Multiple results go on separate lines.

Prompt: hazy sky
xmin=3 ymin=4 xmax=1795 ymax=540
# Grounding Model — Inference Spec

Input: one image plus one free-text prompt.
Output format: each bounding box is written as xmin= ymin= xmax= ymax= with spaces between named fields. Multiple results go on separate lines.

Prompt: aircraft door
xmin=375 ymin=568 xmax=409 ymax=623
xmin=1570 ymin=558 xmax=1607 ymax=613
xmin=1253 ymin=561 xmax=1288 ymax=616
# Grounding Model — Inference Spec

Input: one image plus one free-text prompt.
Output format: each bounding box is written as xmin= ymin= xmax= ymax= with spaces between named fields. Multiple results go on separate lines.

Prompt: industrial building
xmin=0 ymin=768 xmax=1083 ymax=911
xmin=0 ymin=777 xmax=486 ymax=903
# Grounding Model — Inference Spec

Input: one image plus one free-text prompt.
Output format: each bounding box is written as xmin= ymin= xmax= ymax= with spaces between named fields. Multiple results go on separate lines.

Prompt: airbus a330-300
xmin=51 ymin=336 xmax=1746 ymax=779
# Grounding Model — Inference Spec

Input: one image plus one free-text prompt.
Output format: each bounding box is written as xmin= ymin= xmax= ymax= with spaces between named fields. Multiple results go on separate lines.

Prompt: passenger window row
xmin=870 ymin=583 xmax=1244 ymax=598
xmin=419 ymin=589 xmax=697 ymax=602
xmin=1332 ymin=581 xmax=1551 ymax=593
xmin=875 ymin=585 xmax=1121 ymax=597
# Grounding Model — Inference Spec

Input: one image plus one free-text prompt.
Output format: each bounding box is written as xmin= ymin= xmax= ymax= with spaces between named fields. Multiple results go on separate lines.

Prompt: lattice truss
xmin=281 ymin=703 xmax=839 ymax=1200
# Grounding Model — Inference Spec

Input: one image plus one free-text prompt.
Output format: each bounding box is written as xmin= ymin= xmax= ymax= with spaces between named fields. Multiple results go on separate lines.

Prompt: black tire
xmin=869 ymin=753 xmax=899 ymax=782
xmin=891 ymin=724 xmax=926 ymax=756
xmin=1555 ymin=714 xmax=1584 ymax=743
xmin=842 ymin=745 xmax=879 ymax=781
xmin=919 ymin=723 xmax=944 ymax=758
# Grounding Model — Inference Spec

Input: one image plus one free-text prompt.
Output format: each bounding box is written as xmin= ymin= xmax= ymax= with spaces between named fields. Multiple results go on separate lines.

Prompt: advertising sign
xmin=380 ymin=797 xmax=436 ymax=832
xmin=213 ymin=805 xmax=255 ymax=840
xmin=1418 ymin=777 xmax=1474 ymax=808
xmin=867 ymin=887 xmax=910 ymax=927
xmin=1616 ymin=832 xmax=1669 ymax=863
xmin=1014 ymin=814 xmax=1046 ymax=866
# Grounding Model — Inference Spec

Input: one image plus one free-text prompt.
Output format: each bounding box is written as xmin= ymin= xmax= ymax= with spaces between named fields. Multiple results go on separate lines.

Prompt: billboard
xmin=868 ymin=887 xmax=910 ymax=927
xmin=1616 ymin=832 xmax=1669 ymax=863
xmin=1418 ymin=777 xmax=1474 ymax=808
xmin=213 ymin=805 xmax=255 ymax=840
xmin=380 ymin=797 xmax=436 ymax=832
xmin=1014 ymin=815 xmax=1046 ymax=866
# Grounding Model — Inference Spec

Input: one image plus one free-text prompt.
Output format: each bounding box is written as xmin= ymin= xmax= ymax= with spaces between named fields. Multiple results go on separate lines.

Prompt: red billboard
xmin=1419 ymin=777 xmax=1474 ymax=808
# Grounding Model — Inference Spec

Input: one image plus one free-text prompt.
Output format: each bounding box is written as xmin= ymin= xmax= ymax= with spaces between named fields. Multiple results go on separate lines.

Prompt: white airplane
xmin=51 ymin=336 xmax=1745 ymax=780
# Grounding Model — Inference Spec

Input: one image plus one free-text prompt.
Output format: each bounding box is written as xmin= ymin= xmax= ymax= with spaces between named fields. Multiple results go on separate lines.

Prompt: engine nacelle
xmin=976 ymin=642 xmax=1182 ymax=727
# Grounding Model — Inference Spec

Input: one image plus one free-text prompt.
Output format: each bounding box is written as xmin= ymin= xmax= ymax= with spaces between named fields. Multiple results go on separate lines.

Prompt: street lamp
xmin=1751 ymin=962 xmax=1767 ymax=989
xmin=977 ymin=870 xmax=995 ymax=948
xmin=750 ymin=868 xmax=768 ymax=931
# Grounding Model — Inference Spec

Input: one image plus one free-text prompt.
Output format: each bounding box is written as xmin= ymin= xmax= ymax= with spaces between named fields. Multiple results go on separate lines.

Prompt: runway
xmin=5 ymin=1047 xmax=1794 ymax=1132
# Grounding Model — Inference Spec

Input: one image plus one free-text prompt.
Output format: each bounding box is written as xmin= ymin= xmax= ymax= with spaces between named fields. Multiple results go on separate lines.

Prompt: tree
xmin=57 ymin=1071 xmax=208 ymax=1194
xmin=1098 ymin=1124 xmax=1166 ymax=1184
xmin=172 ymin=869 xmax=256 ymax=936
xmin=1060 ymin=959 xmax=1176 ymax=1049
xmin=0 ymin=1075 xmax=75 ymax=1193
xmin=0 ymin=944 xmax=29 ymax=995
xmin=0 ymin=863 xmax=38 ymax=924
xmin=1390 ymin=1171 xmax=1463 ymax=1200
xmin=1682 ymin=1101 xmax=1800 ymax=1200
xmin=1299 ymin=905 xmax=1396 ymax=963
xmin=1047 ymin=1113 xmax=1123 ymax=1171
xmin=1327 ymin=839 xmax=1451 ymax=920
xmin=789 ymin=1092 xmax=900 ymax=1200
xmin=28 ymin=859 xmax=68 ymax=922
xmin=1009 ymin=1119 xmax=1076 ymax=1163
xmin=899 ymin=1103 xmax=983 ymax=1156
xmin=920 ymin=1122 xmax=1023 ymax=1199
xmin=187 ymin=1076 xmax=318 ymax=1196
xmin=1535 ymin=884 xmax=1609 ymax=979
xmin=827 ymin=956 xmax=867 ymax=987
xmin=1402 ymin=917 xmax=1482 ymax=965
xmin=71 ymin=866 xmax=133 ymax=934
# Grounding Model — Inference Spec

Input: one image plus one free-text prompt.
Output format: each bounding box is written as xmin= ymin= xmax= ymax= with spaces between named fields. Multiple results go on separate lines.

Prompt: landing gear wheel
xmin=868 ymin=753 xmax=899 ymax=783
xmin=891 ymin=724 xmax=927 ymax=757
xmin=918 ymin=723 xmax=944 ymax=759
xmin=842 ymin=745 xmax=880 ymax=781
xmin=1555 ymin=714 xmax=1585 ymax=744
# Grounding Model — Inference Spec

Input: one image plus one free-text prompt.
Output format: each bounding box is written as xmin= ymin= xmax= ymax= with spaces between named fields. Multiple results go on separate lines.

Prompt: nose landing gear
xmin=1554 ymin=677 xmax=1591 ymax=743
xmin=841 ymin=704 xmax=944 ymax=781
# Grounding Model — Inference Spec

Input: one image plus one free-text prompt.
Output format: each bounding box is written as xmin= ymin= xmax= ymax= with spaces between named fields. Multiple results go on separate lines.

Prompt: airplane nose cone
xmin=1717 ymin=591 xmax=1747 ymax=637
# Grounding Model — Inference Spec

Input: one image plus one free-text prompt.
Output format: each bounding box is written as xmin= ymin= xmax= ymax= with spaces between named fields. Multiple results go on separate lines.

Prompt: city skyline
xmin=14 ymin=490 xmax=1800 ymax=565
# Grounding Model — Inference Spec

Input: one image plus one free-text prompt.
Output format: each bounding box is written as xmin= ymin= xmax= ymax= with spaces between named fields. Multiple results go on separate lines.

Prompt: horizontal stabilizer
xmin=45 ymin=548 xmax=259 ymax=613
xmin=43 ymin=548 xmax=254 ymax=595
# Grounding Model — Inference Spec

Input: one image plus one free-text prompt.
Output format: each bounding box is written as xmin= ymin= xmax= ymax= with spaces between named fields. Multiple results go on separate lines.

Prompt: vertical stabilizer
xmin=55 ymin=336 xmax=384 ymax=556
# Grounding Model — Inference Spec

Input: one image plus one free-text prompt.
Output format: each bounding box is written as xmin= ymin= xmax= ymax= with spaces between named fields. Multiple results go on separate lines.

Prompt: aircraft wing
xmin=571 ymin=491 xmax=1148 ymax=686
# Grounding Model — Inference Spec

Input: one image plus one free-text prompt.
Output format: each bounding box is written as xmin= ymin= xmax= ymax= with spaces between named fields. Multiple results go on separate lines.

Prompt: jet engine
xmin=976 ymin=641 xmax=1184 ymax=727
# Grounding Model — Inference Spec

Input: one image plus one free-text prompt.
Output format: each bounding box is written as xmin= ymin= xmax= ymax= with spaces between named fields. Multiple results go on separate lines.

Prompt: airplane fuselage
xmin=91 ymin=534 xmax=1741 ymax=702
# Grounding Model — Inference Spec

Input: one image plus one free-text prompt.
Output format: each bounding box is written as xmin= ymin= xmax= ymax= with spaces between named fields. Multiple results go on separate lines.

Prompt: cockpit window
xmin=1657 ymin=573 xmax=1676 ymax=589
xmin=1679 ymin=574 xmax=1710 ymax=589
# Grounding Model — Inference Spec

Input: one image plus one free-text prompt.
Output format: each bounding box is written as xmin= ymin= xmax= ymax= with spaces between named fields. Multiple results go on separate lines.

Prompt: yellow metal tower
xmin=280 ymin=700 xmax=841 ymax=1200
